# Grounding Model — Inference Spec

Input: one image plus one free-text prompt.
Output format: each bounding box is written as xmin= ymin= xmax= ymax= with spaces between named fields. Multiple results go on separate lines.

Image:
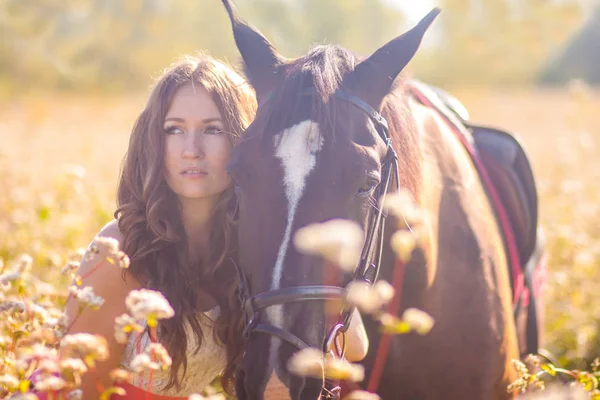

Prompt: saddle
xmin=409 ymin=81 xmax=545 ymax=356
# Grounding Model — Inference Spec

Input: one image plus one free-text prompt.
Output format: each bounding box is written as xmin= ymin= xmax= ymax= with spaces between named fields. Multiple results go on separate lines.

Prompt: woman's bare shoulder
xmin=76 ymin=219 xmax=140 ymax=292
xmin=97 ymin=219 xmax=124 ymax=244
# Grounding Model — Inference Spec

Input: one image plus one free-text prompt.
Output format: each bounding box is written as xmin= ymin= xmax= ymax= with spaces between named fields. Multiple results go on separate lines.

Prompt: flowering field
xmin=1 ymin=85 xmax=599 ymax=398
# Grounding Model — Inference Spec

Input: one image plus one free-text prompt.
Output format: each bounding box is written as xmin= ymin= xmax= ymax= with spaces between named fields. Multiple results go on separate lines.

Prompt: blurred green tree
xmin=0 ymin=0 xmax=404 ymax=91
xmin=413 ymin=0 xmax=585 ymax=86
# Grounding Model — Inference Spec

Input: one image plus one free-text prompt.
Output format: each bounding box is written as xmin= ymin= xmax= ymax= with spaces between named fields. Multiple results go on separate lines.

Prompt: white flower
xmin=188 ymin=394 xmax=226 ymax=400
xmin=287 ymin=348 xmax=325 ymax=378
xmin=0 ymin=271 xmax=21 ymax=286
xmin=343 ymin=390 xmax=381 ymax=400
xmin=0 ymin=374 xmax=20 ymax=390
xmin=64 ymin=164 xmax=86 ymax=180
xmin=36 ymin=358 xmax=60 ymax=374
xmin=110 ymin=368 xmax=133 ymax=383
xmin=130 ymin=353 xmax=156 ymax=373
xmin=293 ymin=219 xmax=364 ymax=271
xmin=60 ymin=358 xmax=88 ymax=375
xmin=60 ymin=333 xmax=109 ymax=365
xmin=20 ymin=343 xmax=58 ymax=362
xmin=69 ymin=286 xmax=105 ymax=310
xmin=0 ymin=301 xmax=25 ymax=313
xmin=35 ymin=375 xmax=67 ymax=392
xmin=346 ymin=280 xmax=395 ymax=314
xmin=114 ymin=313 xmax=144 ymax=344
xmin=28 ymin=303 xmax=52 ymax=324
xmin=287 ymin=347 xmax=364 ymax=382
xmin=4 ymin=393 xmax=40 ymax=400
xmin=61 ymin=261 xmax=80 ymax=276
xmin=87 ymin=236 xmax=130 ymax=268
xmin=17 ymin=254 xmax=33 ymax=273
xmin=390 ymin=230 xmax=416 ymax=263
xmin=148 ymin=343 xmax=172 ymax=369
xmin=125 ymin=289 xmax=174 ymax=325
xmin=381 ymin=190 xmax=424 ymax=227
xmin=323 ymin=358 xmax=365 ymax=382
xmin=402 ymin=308 xmax=435 ymax=335
xmin=130 ymin=343 xmax=172 ymax=373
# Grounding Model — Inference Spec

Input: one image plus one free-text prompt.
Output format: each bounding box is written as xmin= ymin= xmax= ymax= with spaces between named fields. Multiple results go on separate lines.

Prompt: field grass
xmin=1 ymin=86 xmax=599 ymax=397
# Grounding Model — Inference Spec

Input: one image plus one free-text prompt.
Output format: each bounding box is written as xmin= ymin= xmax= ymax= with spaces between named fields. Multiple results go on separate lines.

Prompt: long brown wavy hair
xmin=114 ymin=53 xmax=256 ymax=393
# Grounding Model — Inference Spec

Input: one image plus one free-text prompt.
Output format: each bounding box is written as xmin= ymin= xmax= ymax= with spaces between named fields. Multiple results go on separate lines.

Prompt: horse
xmin=221 ymin=1 xmax=541 ymax=399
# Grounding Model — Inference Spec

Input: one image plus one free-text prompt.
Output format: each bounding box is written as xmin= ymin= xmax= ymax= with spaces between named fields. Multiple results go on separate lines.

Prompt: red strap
xmin=366 ymin=258 xmax=406 ymax=393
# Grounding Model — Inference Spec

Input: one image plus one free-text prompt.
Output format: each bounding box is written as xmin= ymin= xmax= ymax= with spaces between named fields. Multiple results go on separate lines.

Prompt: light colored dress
xmin=119 ymin=307 xmax=227 ymax=397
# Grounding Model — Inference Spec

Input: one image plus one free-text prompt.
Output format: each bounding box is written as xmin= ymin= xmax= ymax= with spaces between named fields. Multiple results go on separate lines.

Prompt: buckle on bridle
xmin=242 ymin=315 xmax=258 ymax=339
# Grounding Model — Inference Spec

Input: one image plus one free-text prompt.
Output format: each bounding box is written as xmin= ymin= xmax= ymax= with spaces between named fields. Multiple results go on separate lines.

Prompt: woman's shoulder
xmin=76 ymin=219 xmax=141 ymax=292
xmin=97 ymin=219 xmax=124 ymax=244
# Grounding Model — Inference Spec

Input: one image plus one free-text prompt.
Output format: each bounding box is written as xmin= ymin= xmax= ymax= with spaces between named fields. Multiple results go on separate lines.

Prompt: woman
xmin=55 ymin=53 xmax=368 ymax=399
xmin=60 ymin=53 xmax=253 ymax=399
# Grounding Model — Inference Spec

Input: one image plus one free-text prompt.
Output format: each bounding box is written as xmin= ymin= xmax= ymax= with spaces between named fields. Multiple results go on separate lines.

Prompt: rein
xmin=233 ymin=87 xmax=403 ymax=399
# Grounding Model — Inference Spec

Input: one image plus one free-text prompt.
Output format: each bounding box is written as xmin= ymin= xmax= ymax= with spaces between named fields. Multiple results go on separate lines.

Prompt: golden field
xmin=1 ymin=86 xmax=600 ymax=397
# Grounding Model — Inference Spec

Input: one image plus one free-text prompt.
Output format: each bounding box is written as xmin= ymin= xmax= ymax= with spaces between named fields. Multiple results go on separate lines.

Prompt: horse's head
xmin=221 ymin=1 xmax=438 ymax=398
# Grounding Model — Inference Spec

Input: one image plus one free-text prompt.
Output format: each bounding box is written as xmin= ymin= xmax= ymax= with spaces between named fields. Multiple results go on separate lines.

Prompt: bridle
xmin=233 ymin=88 xmax=400 ymax=398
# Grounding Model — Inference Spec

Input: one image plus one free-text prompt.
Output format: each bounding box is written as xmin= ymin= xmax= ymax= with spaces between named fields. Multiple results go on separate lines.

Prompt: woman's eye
xmin=205 ymin=126 xmax=224 ymax=135
xmin=165 ymin=126 xmax=183 ymax=135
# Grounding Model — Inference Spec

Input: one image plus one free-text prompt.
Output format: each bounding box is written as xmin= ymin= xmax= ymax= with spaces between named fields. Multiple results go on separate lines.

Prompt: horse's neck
xmin=378 ymin=95 xmax=478 ymax=312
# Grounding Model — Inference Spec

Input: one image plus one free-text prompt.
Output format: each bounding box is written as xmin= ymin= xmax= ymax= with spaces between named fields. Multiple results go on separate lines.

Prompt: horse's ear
xmin=349 ymin=8 xmax=441 ymax=109
xmin=221 ymin=0 xmax=286 ymax=98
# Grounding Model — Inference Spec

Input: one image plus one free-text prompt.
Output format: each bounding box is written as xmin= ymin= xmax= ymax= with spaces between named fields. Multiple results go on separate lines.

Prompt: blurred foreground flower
xmin=287 ymin=348 xmax=324 ymax=378
xmin=379 ymin=308 xmax=434 ymax=335
xmin=293 ymin=219 xmax=364 ymax=271
xmin=390 ymin=230 xmax=416 ymax=263
xmin=130 ymin=343 xmax=172 ymax=373
xmin=381 ymin=190 xmax=424 ymax=228
xmin=109 ymin=368 xmax=133 ymax=384
xmin=68 ymin=286 xmax=105 ymax=310
xmin=125 ymin=289 xmax=174 ymax=327
xmin=34 ymin=375 xmax=67 ymax=392
xmin=85 ymin=236 xmax=130 ymax=269
xmin=343 ymin=390 xmax=381 ymax=400
xmin=114 ymin=313 xmax=144 ymax=344
xmin=287 ymin=347 xmax=364 ymax=382
xmin=60 ymin=333 xmax=108 ymax=367
xmin=567 ymin=79 xmax=593 ymax=103
xmin=346 ymin=281 xmax=395 ymax=314
xmin=188 ymin=393 xmax=226 ymax=400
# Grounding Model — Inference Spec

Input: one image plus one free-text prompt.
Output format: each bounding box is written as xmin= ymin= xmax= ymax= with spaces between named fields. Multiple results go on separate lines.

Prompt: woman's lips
xmin=181 ymin=168 xmax=208 ymax=178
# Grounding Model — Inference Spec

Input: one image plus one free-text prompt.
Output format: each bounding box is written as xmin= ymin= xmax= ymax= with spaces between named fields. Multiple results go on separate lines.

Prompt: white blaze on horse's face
xmin=268 ymin=119 xmax=324 ymax=372
xmin=271 ymin=120 xmax=324 ymax=294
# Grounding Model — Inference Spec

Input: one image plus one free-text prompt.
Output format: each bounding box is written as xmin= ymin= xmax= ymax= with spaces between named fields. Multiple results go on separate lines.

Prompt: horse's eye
xmin=357 ymin=179 xmax=379 ymax=196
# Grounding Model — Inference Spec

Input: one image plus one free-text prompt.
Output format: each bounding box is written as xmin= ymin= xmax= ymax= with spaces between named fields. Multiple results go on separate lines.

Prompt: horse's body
xmin=355 ymin=86 xmax=519 ymax=399
xmin=221 ymin=2 xmax=523 ymax=399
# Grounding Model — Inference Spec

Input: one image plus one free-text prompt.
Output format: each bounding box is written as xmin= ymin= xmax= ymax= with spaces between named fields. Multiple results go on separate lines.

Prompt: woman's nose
xmin=183 ymin=131 xmax=204 ymax=159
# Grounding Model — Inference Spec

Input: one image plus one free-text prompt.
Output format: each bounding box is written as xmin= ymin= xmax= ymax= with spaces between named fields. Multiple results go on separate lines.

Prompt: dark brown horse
xmin=222 ymin=2 xmax=522 ymax=399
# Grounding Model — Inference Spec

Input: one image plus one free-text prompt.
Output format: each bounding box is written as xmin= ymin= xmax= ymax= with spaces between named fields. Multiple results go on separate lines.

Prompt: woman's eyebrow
xmin=164 ymin=117 xmax=223 ymax=123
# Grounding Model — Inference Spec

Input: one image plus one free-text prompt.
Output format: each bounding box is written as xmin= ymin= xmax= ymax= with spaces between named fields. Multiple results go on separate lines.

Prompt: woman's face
xmin=163 ymin=83 xmax=232 ymax=202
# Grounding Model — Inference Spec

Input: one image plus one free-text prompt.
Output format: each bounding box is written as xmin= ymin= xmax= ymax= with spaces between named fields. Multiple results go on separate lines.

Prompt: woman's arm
xmin=60 ymin=220 xmax=143 ymax=400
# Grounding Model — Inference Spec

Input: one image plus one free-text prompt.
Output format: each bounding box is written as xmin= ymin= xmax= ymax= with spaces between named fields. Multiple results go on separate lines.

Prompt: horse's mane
xmin=252 ymin=44 xmax=422 ymax=197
